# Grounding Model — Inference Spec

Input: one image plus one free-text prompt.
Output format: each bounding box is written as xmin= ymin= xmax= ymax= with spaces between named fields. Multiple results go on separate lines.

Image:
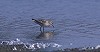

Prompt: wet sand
xmin=0 ymin=44 xmax=100 ymax=52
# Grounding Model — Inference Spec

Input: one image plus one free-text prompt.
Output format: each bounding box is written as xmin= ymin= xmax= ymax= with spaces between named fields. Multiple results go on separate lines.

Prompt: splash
xmin=0 ymin=38 xmax=62 ymax=51
xmin=1 ymin=38 xmax=23 ymax=45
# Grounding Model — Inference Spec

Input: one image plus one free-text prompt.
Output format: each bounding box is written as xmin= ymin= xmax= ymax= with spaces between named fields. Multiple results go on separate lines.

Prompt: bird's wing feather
xmin=38 ymin=20 xmax=46 ymax=23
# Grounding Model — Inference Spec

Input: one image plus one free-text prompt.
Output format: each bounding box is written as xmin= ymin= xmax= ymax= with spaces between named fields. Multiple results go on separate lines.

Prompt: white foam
xmin=13 ymin=47 xmax=17 ymax=50
xmin=95 ymin=45 xmax=100 ymax=49
xmin=0 ymin=38 xmax=62 ymax=50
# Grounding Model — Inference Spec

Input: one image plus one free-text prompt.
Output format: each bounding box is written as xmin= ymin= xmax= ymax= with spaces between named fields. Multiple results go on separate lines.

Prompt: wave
xmin=0 ymin=38 xmax=62 ymax=51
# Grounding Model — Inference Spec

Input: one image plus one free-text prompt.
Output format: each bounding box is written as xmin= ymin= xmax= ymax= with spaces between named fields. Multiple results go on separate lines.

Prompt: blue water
xmin=0 ymin=0 xmax=100 ymax=51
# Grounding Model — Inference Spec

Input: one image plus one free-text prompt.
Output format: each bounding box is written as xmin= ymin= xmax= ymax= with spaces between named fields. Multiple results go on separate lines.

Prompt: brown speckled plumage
xmin=32 ymin=19 xmax=54 ymax=31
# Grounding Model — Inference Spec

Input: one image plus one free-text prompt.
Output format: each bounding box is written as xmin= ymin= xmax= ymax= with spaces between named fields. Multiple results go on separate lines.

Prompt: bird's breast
xmin=44 ymin=23 xmax=51 ymax=26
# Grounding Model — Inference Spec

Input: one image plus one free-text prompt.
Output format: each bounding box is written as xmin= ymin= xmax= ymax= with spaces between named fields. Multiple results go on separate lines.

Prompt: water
xmin=0 ymin=0 xmax=100 ymax=51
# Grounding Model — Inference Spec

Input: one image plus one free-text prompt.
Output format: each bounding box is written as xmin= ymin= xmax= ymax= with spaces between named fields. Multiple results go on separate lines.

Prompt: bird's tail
xmin=32 ymin=19 xmax=36 ymax=21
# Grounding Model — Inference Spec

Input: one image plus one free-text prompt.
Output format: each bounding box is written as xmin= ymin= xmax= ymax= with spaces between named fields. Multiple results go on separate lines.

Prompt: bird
xmin=32 ymin=19 xmax=54 ymax=31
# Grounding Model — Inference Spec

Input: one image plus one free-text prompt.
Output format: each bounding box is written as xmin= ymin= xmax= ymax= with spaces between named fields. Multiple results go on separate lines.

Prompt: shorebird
xmin=32 ymin=19 xmax=54 ymax=31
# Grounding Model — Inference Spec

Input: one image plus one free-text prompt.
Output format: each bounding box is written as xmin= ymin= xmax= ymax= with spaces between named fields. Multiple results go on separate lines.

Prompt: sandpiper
xmin=32 ymin=19 xmax=54 ymax=31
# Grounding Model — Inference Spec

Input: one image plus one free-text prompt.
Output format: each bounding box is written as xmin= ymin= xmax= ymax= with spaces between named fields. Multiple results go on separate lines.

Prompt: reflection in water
xmin=36 ymin=31 xmax=54 ymax=40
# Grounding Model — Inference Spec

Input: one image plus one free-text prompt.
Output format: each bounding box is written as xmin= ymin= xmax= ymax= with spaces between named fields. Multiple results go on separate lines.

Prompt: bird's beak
xmin=52 ymin=25 xmax=54 ymax=28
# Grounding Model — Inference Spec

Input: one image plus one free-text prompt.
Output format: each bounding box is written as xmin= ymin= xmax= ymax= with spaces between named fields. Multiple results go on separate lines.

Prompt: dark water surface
xmin=0 ymin=0 xmax=100 ymax=51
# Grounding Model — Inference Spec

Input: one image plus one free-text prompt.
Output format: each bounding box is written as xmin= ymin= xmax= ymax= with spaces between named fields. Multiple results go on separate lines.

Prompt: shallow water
xmin=0 ymin=0 xmax=100 ymax=51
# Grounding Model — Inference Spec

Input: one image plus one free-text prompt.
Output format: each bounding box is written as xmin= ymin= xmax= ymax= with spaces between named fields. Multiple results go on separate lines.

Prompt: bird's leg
xmin=40 ymin=26 xmax=42 ymax=31
xmin=43 ymin=26 xmax=44 ymax=32
xmin=40 ymin=29 xmax=43 ymax=33
xmin=40 ymin=26 xmax=44 ymax=32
